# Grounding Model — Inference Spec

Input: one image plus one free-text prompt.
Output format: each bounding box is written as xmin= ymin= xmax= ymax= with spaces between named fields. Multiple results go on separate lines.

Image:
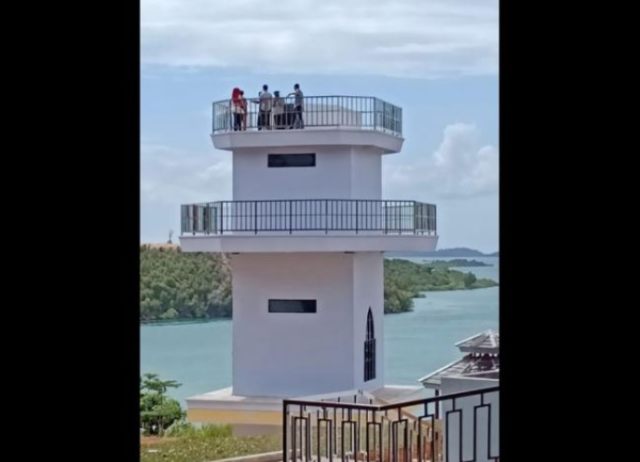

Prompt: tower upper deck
xmin=211 ymin=95 xmax=404 ymax=154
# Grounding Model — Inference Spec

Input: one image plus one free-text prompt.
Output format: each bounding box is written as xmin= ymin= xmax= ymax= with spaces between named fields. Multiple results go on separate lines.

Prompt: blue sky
xmin=141 ymin=0 xmax=499 ymax=252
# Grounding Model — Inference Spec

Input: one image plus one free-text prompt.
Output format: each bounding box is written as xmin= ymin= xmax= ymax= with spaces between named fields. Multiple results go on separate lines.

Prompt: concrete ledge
xmin=210 ymin=450 xmax=282 ymax=462
xmin=212 ymin=128 xmax=403 ymax=154
xmin=180 ymin=234 xmax=438 ymax=253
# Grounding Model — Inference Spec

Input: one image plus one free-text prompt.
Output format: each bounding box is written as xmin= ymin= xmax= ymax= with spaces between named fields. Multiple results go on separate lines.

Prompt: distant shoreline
xmin=139 ymin=243 xmax=499 ymax=258
xmin=424 ymin=259 xmax=492 ymax=267
xmin=141 ymin=318 xmax=231 ymax=326
xmin=140 ymin=248 xmax=498 ymax=323
xmin=385 ymin=248 xmax=499 ymax=258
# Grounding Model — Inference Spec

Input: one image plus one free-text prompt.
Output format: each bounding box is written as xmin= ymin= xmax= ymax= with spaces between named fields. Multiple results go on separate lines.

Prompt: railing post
xmin=220 ymin=203 xmax=224 ymax=235
xmin=325 ymin=200 xmax=328 ymax=234
xmin=180 ymin=205 xmax=185 ymax=235
xmin=434 ymin=204 xmax=437 ymax=236
xmin=283 ymin=401 xmax=288 ymax=462
xmin=355 ymin=201 xmax=359 ymax=234
xmin=254 ymin=201 xmax=258 ymax=234
xmin=289 ymin=200 xmax=293 ymax=234
xmin=371 ymin=97 xmax=375 ymax=131
xmin=384 ymin=201 xmax=388 ymax=235
xmin=203 ymin=205 xmax=209 ymax=235
xmin=191 ymin=205 xmax=196 ymax=236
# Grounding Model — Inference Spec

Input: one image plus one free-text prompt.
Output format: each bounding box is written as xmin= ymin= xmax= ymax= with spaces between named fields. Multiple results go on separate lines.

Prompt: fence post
xmin=433 ymin=204 xmax=437 ymax=236
xmin=384 ymin=201 xmax=388 ymax=235
xmin=191 ymin=205 xmax=196 ymax=236
xmin=325 ymin=200 xmax=329 ymax=234
xmin=372 ymin=98 xmax=376 ymax=131
xmin=282 ymin=402 xmax=288 ymax=462
xmin=355 ymin=201 xmax=359 ymax=234
xmin=254 ymin=201 xmax=258 ymax=234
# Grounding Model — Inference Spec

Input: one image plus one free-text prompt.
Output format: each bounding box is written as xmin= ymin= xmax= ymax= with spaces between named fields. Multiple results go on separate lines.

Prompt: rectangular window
xmin=268 ymin=153 xmax=316 ymax=168
xmin=268 ymin=299 xmax=317 ymax=313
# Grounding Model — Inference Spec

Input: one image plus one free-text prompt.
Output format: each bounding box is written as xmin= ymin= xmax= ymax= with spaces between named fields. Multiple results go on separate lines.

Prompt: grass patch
xmin=141 ymin=423 xmax=281 ymax=462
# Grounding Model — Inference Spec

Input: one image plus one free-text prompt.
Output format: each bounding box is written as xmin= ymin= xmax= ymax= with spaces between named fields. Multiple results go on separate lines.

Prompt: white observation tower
xmin=180 ymin=95 xmax=438 ymax=433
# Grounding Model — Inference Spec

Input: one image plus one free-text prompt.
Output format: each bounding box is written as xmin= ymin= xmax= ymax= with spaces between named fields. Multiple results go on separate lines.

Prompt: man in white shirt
xmin=272 ymin=91 xmax=284 ymax=129
xmin=258 ymin=84 xmax=272 ymax=130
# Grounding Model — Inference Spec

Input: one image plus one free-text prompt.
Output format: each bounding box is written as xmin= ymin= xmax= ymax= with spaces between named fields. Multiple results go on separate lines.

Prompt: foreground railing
xmin=213 ymin=96 xmax=402 ymax=136
xmin=181 ymin=200 xmax=436 ymax=236
xmin=283 ymin=386 xmax=499 ymax=462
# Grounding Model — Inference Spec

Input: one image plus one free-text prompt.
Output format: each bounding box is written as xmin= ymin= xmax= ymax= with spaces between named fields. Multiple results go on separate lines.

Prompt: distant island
xmin=384 ymin=259 xmax=498 ymax=313
xmin=427 ymin=259 xmax=491 ymax=267
xmin=140 ymin=246 xmax=499 ymax=321
xmin=386 ymin=247 xmax=499 ymax=258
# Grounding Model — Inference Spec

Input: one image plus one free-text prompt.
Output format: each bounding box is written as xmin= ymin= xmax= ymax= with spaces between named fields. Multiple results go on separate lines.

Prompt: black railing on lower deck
xmin=213 ymin=96 xmax=402 ymax=137
xmin=283 ymin=386 xmax=499 ymax=462
xmin=181 ymin=200 xmax=436 ymax=236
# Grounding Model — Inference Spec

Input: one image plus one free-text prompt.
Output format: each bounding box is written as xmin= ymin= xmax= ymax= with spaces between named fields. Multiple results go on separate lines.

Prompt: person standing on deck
xmin=257 ymin=84 xmax=272 ymax=130
xmin=287 ymin=83 xmax=304 ymax=129
xmin=231 ymin=87 xmax=243 ymax=131
xmin=239 ymin=90 xmax=248 ymax=130
xmin=272 ymin=91 xmax=284 ymax=129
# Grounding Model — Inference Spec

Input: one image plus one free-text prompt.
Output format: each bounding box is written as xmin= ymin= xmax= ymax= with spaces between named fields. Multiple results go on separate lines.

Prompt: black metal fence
xmin=283 ymin=386 xmax=499 ymax=462
xmin=213 ymin=96 xmax=402 ymax=136
xmin=181 ymin=200 xmax=436 ymax=236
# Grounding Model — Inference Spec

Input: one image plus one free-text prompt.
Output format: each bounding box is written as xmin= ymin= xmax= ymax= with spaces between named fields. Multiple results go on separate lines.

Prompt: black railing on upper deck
xmin=283 ymin=386 xmax=499 ymax=462
xmin=213 ymin=96 xmax=402 ymax=137
xmin=181 ymin=200 xmax=436 ymax=236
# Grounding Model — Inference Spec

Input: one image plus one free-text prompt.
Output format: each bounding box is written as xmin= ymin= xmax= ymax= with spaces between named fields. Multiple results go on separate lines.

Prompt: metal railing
xmin=283 ymin=386 xmax=499 ymax=462
xmin=181 ymin=200 xmax=436 ymax=236
xmin=213 ymin=96 xmax=402 ymax=137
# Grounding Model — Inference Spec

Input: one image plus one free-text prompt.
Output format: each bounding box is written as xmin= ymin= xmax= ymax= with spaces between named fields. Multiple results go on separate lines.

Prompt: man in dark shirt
xmin=287 ymin=83 xmax=304 ymax=129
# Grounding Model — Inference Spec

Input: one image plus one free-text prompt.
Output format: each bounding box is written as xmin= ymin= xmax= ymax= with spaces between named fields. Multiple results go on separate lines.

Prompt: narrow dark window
xmin=268 ymin=153 xmax=316 ymax=167
xmin=364 ymin=308 xmax=376 ymax=381
xmin=268 ymin=299 xmax=317 ymax=313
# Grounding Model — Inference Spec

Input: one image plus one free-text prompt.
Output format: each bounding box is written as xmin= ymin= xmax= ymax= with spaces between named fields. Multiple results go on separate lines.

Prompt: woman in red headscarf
xmin=231 ymin=87 xmax=243 ymax=131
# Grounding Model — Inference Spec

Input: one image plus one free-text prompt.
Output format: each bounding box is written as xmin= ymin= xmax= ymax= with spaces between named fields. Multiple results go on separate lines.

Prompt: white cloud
xmin=141 ymin=144 xmax=232 ymax=205
xmin=141 ymin=0 xmax=498 ymax=79
xmin=384 ymin=123 xmax=498 ymax=199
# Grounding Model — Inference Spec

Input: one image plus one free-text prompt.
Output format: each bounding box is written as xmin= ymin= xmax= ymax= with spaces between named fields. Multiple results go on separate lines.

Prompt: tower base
xmin=186 ymin=385 xmax=431 ymax=436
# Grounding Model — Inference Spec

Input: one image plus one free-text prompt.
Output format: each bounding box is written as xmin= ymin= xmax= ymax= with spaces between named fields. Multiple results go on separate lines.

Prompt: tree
xmin=140 ymin=373 xmax=184 ymax=435
xmin=160 ymin=308 xmax=179 ymax=320
xmin=463 ymin=272 xmax=477 ymax=288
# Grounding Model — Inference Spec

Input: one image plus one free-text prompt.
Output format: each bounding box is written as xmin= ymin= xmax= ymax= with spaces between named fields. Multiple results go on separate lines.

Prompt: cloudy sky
xmin=141 ymin=0 xmax=499 ymax=252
